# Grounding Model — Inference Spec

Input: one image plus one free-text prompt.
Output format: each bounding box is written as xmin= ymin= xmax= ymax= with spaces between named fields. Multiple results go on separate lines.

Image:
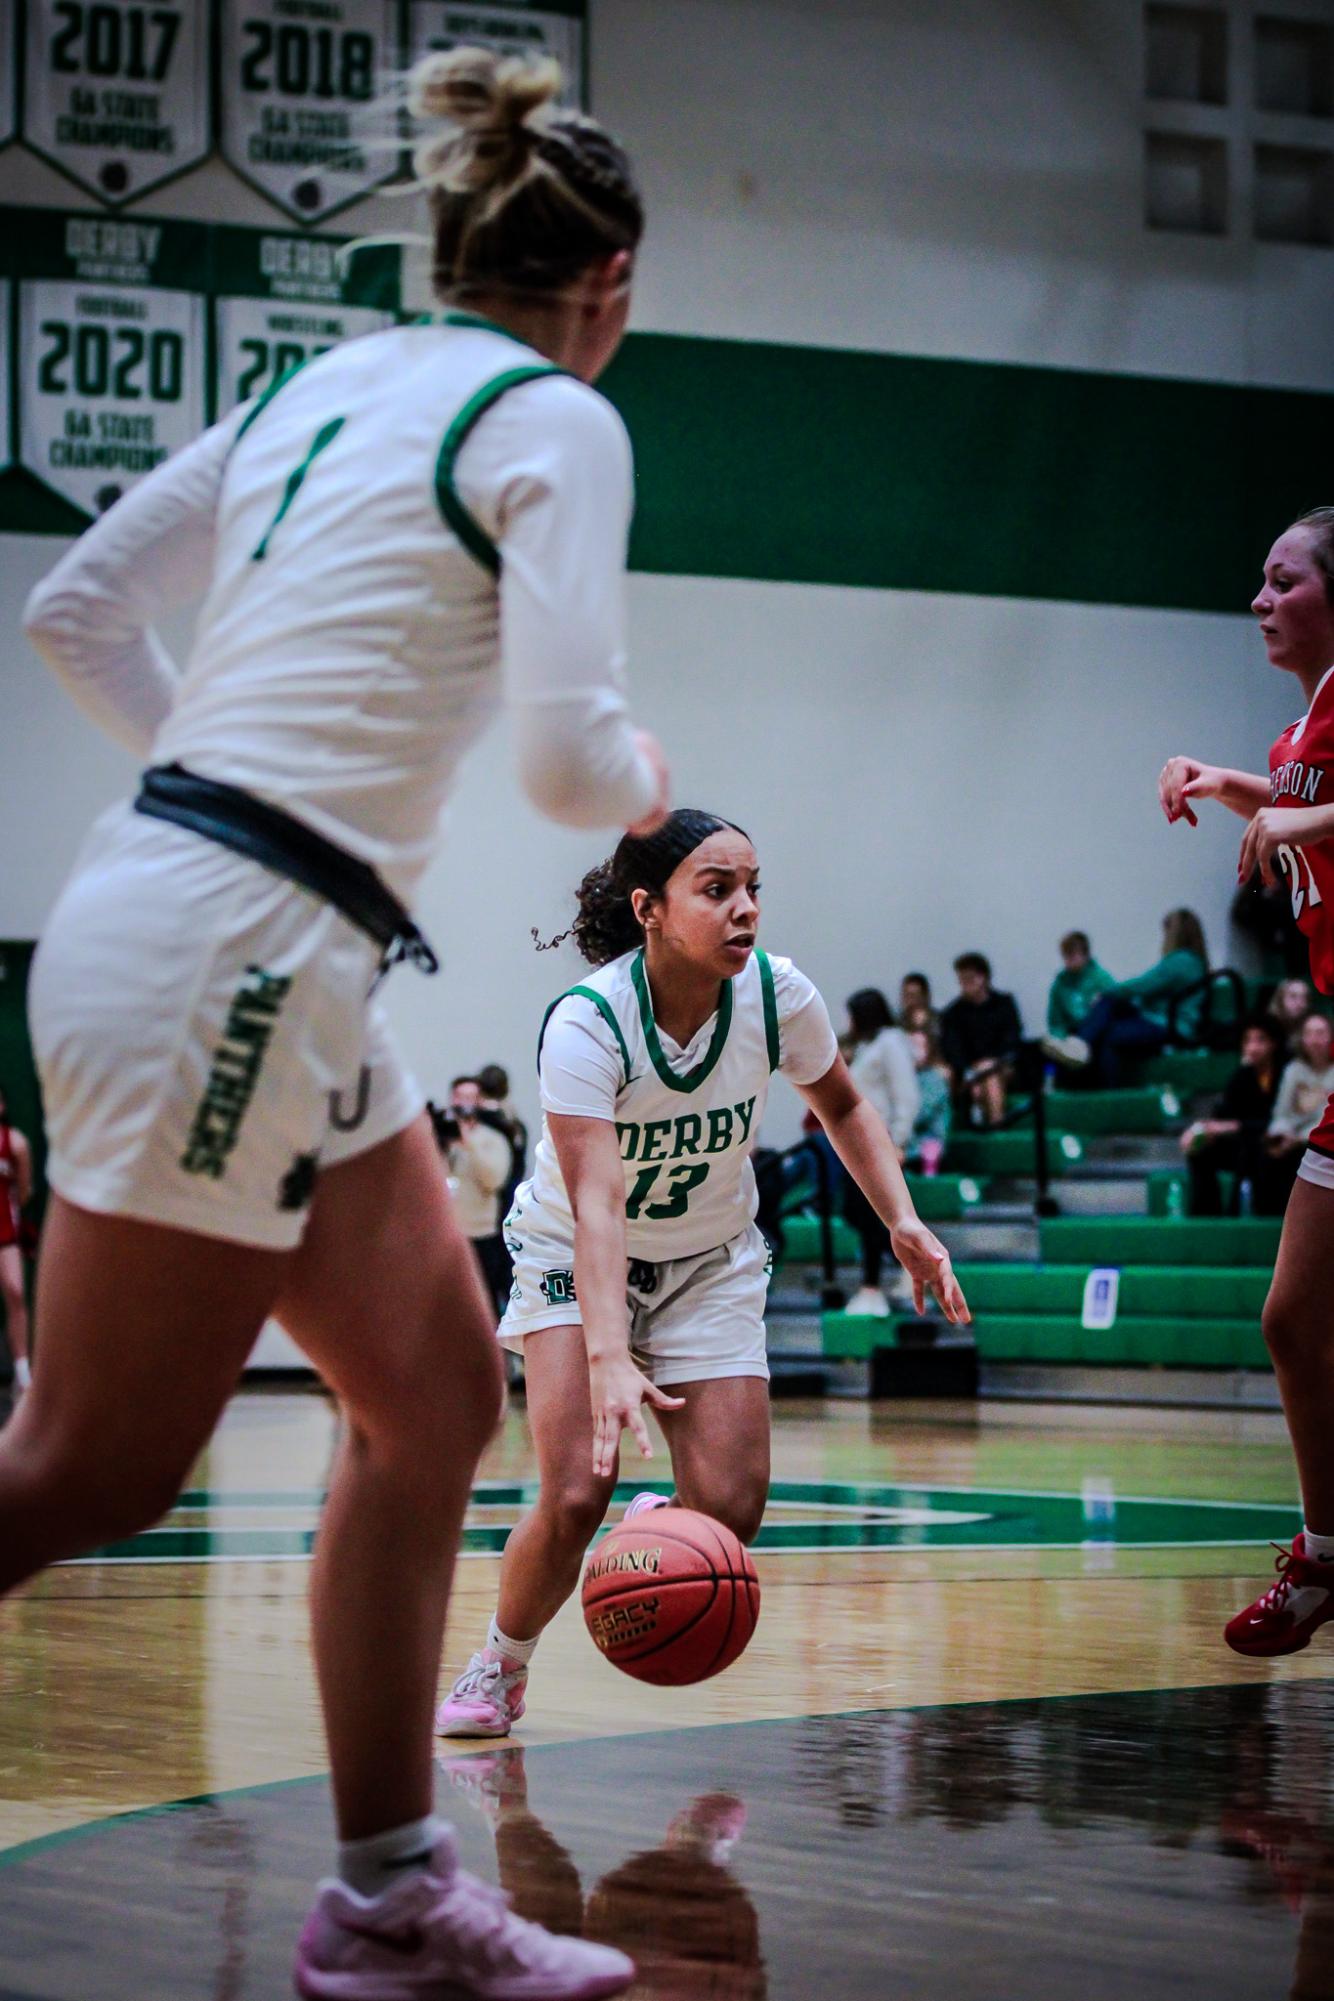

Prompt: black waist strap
xmin=134 ymin=764 xmax=439 ymax=978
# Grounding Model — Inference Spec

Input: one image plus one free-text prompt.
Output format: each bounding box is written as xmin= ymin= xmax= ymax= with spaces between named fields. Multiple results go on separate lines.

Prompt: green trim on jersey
xmin=433 ymin=364 xmax=566 ymax=575
xmin=539 ymin=986 xmax=634 ymax=1093
xmin=755 ymin=949 xmax=780 ymax=1073
xmin=234 ymin=358 xmax=310 ymax=445
xmin=630 ymin=949 xmax=734 ymax=1095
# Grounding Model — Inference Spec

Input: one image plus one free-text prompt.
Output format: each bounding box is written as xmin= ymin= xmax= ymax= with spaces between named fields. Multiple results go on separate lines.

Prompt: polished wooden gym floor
xmin=3 ymin=1386 xmax=1333 ymax=1998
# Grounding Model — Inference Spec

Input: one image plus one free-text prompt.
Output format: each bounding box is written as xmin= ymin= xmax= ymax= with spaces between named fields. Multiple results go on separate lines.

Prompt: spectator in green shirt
xmin=1044 ymin=909 xmax=1209 ymax=1086
xmin=1047 ymin=931 xmax=1116 ymax=1039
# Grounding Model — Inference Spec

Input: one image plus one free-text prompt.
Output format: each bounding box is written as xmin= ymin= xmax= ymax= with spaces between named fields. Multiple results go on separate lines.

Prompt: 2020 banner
xmin=22 ymin=0 xmax=210 ymax=204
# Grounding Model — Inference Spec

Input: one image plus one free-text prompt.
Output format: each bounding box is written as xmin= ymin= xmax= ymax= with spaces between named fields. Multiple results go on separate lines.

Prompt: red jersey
xmin=0 ymin=1124 xmax=19 ymax=1250
xmin=1269 ymin=666 xmax=1334 ymax=997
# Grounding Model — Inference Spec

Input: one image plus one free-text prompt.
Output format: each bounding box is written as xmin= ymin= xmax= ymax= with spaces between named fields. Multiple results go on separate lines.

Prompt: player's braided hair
xmin=407 ymin=46 xmax=644 ymax=302
xmin=535 ymin=810 xmax=749 ymax=966
xmin=1296 ymin=507 xmax=1334 ymax=606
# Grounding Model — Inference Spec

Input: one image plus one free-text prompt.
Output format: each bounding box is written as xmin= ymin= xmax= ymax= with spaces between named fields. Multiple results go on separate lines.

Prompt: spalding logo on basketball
xmin=581 ymin=1506 xmax=760 ymax=1685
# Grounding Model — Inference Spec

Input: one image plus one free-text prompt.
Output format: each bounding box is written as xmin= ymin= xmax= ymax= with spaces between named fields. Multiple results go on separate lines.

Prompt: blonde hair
xmin=406 ymin=46 xmax=643 ymax=303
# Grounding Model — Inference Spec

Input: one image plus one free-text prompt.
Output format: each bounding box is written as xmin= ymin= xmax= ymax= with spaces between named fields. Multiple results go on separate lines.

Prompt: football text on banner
xmin=221 ymin=0 xmax=399 ymax=223
xmin=404 ymin=2 xmax=587 ymax=109
xmin=23 ymin=0 xmax=209 ymax=205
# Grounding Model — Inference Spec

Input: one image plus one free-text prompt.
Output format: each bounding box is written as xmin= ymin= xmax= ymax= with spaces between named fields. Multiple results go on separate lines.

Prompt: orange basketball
xmin=581 ymin=1506 xmax=760 ymax=1685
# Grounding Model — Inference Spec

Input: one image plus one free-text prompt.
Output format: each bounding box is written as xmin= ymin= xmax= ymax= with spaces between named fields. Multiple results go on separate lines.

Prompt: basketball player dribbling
xmin=5 ymin=48 xmax=672 ymax=2001
xmin=0 ymin=1084 xmax=33 ymax=1394
xmin=437 ymin=810 xmax=971 ymax=1737
xmin=1160 ymin=506 xmax=1334 ymax=1659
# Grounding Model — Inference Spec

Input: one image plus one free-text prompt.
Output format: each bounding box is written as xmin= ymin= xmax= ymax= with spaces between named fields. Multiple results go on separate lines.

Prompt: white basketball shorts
xmin=29 ymin=804 xmax=423 ymax=1249
xmin=499 ymin=1203 xmax=773 ymax=1386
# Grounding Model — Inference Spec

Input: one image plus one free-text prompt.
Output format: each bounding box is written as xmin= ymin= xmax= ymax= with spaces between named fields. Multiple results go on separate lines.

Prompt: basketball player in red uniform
xmin=0 ymin=1084 xmax=34 ymax=1394
xmin=1160 ymin=505 xmax=1334 ymax=1654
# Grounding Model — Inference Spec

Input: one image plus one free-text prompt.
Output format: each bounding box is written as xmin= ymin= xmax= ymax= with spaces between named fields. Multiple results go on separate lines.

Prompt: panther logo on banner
xmin=404 ymin=1 xmax=587 ymax=110
xmin=221 ymin=0 xmax=399 ymax=224
xmin=23 ymin=0 xmax=209 ymax=205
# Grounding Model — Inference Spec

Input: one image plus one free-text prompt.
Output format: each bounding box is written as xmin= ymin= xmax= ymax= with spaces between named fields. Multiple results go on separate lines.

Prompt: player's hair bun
xmin=408 ymin=46 xmax=562 ymax=196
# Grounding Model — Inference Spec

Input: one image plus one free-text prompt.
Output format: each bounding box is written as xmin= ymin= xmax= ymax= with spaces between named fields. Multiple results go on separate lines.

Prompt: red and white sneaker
xmin=1224 ymin=1535 xmax=1334 ymax=1657
xmin=295 ymin=1827 xmax=634 ymax=1999
xmin=436 ymin=1651 xmax=528 ymax=1738
xmin=622 ymin=1492 xmax=671 ymax=1522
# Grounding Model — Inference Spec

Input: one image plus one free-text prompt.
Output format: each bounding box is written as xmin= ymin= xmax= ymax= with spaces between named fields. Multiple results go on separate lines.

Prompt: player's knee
xmin=683 ymin=1480 xmax=766 ymax=1545
xmin=32 ymin=1440 xmax=184 ymax=1550
xmin=1262 ymin=1297 xmax=1310 ymax=1366
xmin=543 ymin=1479 xmax=613 ymax=1549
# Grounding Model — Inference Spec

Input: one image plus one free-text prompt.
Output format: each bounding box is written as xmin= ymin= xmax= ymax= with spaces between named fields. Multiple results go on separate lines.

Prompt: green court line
xmin=72 ymin=1480 xmax=1301 ymax=1565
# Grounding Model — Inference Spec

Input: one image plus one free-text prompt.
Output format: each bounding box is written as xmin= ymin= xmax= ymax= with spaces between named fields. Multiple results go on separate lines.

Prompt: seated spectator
xmin=940 ymin=953 xmax=1023 ymax=1127
xmin=898 ymin=971 xmax=938 ymax=1037
xmin=1266 ymin=977 xmax=1317 ymax=1052
xmin=430 ymin=1076 xmax=514 ymax=1316
xmin=906 ymin=1025 xmax=952 ymax=1176
xmin=1265 ymin=1012 xmax=1334 ymax=1207
xmin=1180 ymin=1017 xmax=1286 ymax=1216
xmin=1044 ymin=908 xmax=1208 ymax=1087
xmin=1047 ymin=931 xmax=1115 ymax=1039
xmin=843 ymin=989 xmax=920 ymax=1315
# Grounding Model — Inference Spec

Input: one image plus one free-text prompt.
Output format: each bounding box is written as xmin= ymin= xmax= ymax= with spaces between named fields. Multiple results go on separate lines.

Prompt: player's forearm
xmin=572 ymin=1196 xmax=633 ymax=1362
xmin=1215 ymin=770 xmax=1272 ymax=818
xmin=821 ymin=1101 xmax=917 ymax=1230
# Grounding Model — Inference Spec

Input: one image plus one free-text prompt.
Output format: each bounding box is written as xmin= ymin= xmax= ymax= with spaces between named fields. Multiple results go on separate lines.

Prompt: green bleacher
xmin=778 ymin=1173 xmax=984 ymax=1263
xmin=1038 ymin=1216 xmax=1282 ymax=1266
xmin=944 ymin=1129 xmax=1084 ymax=1176
xmin=1045 ymin=1085 xmax=1180 ymax=1135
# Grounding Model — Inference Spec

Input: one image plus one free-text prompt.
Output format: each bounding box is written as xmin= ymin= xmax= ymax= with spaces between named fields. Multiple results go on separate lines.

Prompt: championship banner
xmin=221 ymin=0 xmax=399 ymax=223
xmin=404 ymin=1 xmax=587 ymax=108
xmin=212 ymin=224 xmax=401 ymax=416
xmin=23 ymin=0 xmax=209 ymax=206
xmin=13 ymin=210 xmax=208 ymax=521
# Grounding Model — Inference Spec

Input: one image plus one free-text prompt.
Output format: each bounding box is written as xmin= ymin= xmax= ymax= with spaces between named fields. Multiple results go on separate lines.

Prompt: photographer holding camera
xmin=430 ymin=1077 xmax=514 ymax=1318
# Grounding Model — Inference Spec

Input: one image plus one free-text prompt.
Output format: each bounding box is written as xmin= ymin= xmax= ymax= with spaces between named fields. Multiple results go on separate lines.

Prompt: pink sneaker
xmin=622 ymin=1492 xmax=671 ymax=1521
xmin=295 ymin=1827 xmax=634 ymax=1999
xmin=436 ymin=1651 xmax=528 ymax=1738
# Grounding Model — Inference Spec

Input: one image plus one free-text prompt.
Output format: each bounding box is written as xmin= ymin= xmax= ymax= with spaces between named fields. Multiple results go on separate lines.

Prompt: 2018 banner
xmin=23 ymin=0 xmax=210 ymax=204
xmin=220 ymin=0 xmax=400 ymax=223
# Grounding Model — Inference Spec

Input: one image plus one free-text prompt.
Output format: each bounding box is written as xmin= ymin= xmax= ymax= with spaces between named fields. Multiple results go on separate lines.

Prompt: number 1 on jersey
xmin=251 ymin=416 xmax=346 ymax=560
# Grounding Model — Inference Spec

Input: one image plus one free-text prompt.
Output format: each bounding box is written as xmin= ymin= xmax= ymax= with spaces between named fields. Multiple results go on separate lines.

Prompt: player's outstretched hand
xmin=1159 ymin=755 xmax=1224 ymax=828
xmin=888 ymin=1218 xmax=971 ymax=1324
xmin=588 ymin=1350 xmax=685 ymax=1477
xmin=626 ymin=730 xmax=671 ymax=838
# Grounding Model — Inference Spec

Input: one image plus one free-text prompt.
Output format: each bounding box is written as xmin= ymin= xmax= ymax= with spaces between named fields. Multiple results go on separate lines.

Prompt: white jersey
xmin=511 ymin=947 xmax=839 ymax=1261
xmin=23 ymin=313 xmax=656 ymax=901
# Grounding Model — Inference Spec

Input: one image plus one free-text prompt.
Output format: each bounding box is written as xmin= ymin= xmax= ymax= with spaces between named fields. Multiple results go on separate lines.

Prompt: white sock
xmin=13 ymin=1357 xmax=30 ymax=1390
xmin=337 ymin=1813 xmax=445 ymax=1898
xmin=487 ymin=1617 xmax=538 ymax=1667
xmin=1303 ymin=1527 xmax=1334 ymax=1564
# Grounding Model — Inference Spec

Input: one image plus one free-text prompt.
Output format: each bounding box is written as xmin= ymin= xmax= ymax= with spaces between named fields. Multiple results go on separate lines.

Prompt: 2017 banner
xmin=219 ymin=0 xmax=400 ymax=223
xmin=22 ymin=0 xmax=210 ymax=204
